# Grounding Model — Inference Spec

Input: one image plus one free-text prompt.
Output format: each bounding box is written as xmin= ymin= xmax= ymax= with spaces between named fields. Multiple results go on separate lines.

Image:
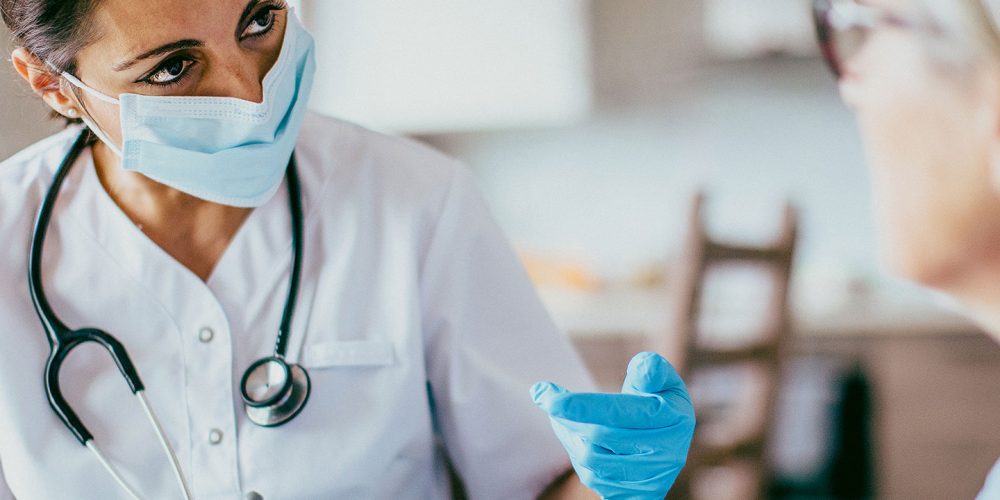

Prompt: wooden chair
xmin=666 ymin=191 xmax=798 ymax=500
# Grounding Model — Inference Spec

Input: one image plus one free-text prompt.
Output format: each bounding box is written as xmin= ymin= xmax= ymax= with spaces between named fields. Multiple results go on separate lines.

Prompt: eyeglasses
xmin=812 ymin=0 xmax=937 ymax=78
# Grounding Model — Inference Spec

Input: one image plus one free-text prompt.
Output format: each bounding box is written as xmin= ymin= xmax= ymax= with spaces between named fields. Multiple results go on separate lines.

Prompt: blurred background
xmin=3 ymin=1 xmax=1000 ymax=498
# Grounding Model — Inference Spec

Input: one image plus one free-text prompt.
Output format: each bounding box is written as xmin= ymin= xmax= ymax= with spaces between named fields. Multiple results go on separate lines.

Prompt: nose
xmin=201 ymin=55 xmax=266 ymax=103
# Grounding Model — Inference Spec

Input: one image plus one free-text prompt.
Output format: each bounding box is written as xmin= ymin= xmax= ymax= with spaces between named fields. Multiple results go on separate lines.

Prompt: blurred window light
xmin=296 ymin=0 xmax=593 ymax=134
xmin=705 ymin=0 xmax=819 ymax=59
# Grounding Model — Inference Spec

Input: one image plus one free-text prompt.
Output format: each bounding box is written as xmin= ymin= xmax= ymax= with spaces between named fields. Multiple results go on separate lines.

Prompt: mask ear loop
xmin=51 ymin=64 xmax=125 ymax=157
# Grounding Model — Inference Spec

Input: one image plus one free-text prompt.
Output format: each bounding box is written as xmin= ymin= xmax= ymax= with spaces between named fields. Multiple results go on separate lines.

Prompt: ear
xmin=11 ymin=48 xmax=81 ymax=119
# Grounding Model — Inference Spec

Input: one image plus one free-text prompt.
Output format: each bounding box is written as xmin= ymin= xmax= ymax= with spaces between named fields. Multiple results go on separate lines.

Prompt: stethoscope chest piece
xmin=241 ymin=356 xmax=311 ymax=427
xmin=29 ymin=132 xmax=311 ymax=498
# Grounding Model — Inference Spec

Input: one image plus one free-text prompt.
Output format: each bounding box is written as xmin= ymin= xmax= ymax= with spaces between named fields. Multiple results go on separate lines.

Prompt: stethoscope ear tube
xmin=31 ymin=130 xmax=148 ymax=445
xmin=44 ymin=329 xmax=147 ymax=445
xmin=272 ymin=155 xmax=304 ymax=359
xmin=28 ymin=129 xmax=92 ymax=344
xmin=29 ymin=130 xmax=307 ymax=499
xmin=44 ymin=343 xmax=91 ymax=444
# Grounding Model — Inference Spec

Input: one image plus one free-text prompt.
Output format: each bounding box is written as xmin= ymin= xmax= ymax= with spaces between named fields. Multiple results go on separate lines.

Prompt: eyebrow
xmin=111 ymin=0 xmax=264 ymax=73
xmin=112 ymin=39 xmax=203 ymax=72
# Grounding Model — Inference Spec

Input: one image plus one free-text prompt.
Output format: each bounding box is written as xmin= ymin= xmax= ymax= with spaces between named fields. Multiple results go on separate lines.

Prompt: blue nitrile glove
xmin=531 ymin=352 xmax=695 ymax=500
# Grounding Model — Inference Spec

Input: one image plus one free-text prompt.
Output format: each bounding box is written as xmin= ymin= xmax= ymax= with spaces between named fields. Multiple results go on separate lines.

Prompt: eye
xmin=242 ymin=7 xmax=278 ymax=38
xmin=143 ymin=57 xmax=195 ymax=86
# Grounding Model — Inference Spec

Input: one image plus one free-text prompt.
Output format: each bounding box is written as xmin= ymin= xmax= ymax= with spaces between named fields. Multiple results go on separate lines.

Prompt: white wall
xmin=420 ymin=2 xmax=878 ymax=286
xmin=298 ymin=0 xmax=592 ymax=134
xmin=426 ymin=58 xmax=877 ymax=286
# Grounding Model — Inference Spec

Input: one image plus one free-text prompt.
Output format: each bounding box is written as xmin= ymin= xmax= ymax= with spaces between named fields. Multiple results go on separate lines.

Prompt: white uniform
xmin=981 ymin=459 xmax=1000 ymax=500
xmin=0 ymin=113 xmax=596 ymax=500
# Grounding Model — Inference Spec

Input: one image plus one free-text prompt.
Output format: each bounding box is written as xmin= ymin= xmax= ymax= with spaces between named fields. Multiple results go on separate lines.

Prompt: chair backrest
xmin=667 ymin=191 xmax=798 ymax=500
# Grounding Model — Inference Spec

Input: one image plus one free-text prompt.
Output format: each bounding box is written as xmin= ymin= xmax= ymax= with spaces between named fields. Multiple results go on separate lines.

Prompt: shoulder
xmin=294 ymin=112 xmax=467 ymax=214
xmin=0 ymin=127 xmax=83 ymax=201
xmin=0 ymin=127 xmax=83 ymax=295
xmin=0 ymin=127 xmax=83 ymax=232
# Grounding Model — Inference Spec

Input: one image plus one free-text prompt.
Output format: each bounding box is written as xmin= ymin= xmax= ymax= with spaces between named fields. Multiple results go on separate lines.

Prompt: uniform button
xmin=208 ymin=428 xmax=224 ymax=445
xmin=198 ymin=327 xmax=215 ymax=343
xmin=245 ymin=492 xmax=263 ymax=500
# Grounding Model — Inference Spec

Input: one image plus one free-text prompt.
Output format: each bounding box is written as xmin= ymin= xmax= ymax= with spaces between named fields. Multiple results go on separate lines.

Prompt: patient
xmin=813 ymin=0 xmax=1000 ymax=497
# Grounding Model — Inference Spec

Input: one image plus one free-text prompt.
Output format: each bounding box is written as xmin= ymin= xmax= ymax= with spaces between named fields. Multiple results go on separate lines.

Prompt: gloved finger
xmin=554 ymin=416 xmax=696 ymax=456
xmin=546 ymin=401 xmax=658 ymax=459
xmin=574 ymin=448 xmax=657 ymax=483
xmin=530 ymin=381 xmax=570 ymax=414
xmin=551 ymin=419 xmax=683 ymax=484
xmin=574 ymin=467 xmax=676 ymax=500
xmin=543 ymin=391 xmax=688 ymax=429
xmin=552 ymin=417 xmax=652 ymax=455
xmin=574 ymin=455 xmax=686 ymax=499
xmin=621 ymin=351 xmax=689 ymax=399
xmin=547 ymin=417 xmax=590 ymax=463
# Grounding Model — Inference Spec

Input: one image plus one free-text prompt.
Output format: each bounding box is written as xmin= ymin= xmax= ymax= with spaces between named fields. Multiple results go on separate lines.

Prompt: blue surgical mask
xmin=58 ymin=9 xmax=316 ymax=208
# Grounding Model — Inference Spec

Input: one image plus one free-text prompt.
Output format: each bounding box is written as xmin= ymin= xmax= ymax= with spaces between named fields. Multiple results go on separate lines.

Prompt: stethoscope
xmin=28 ymin=129 xmax=311 ymax=499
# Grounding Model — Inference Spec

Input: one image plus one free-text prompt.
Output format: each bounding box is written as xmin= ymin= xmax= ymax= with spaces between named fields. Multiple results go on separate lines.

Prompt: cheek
xmin=847 ymin=41 xmax=999 ymax=284
xmin=82 ymin=98 xmax=124 ymax=145
xmin=866 ymin=139 xmax=991 ymax=286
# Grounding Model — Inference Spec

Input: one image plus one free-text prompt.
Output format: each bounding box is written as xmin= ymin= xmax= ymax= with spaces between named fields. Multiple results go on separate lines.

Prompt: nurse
xmin=813 ymin=0 xmax=1000 ymax=498
xmin=0 ymin=0 xmax=694 ymax=499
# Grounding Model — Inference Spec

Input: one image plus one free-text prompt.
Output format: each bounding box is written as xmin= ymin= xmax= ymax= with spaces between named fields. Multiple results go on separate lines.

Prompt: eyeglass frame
xmin=812 ymin=0 xmax=943 ymax=78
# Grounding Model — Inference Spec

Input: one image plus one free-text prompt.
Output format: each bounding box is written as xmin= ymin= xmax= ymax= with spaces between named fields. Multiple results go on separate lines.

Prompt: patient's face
xmin=840 ymin=0 xmax=1000 ymax=289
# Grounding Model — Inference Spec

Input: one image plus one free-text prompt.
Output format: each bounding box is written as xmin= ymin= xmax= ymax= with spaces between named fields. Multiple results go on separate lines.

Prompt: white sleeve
xmin=420 ymin=165 xmax=597 ymax=500
xmin=978 ymin=458 xmax=1000 ymax=500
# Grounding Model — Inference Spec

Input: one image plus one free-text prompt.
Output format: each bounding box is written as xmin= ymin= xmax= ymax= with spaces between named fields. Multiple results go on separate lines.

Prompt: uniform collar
xmin=57 ymin=143 xmax=295 ymax=326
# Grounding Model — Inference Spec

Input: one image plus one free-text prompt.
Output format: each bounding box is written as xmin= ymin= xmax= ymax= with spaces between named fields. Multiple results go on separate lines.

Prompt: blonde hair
xmin=923 ymin=0 xmax=1000 ymax=57
xmin=967 ymin=0 xmax=1000 ymax=54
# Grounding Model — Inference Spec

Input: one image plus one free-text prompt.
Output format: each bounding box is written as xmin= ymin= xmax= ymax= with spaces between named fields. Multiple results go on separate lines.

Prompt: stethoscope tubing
xmin=27 ymin=128 xmax=308 ymax=498
xmin=29 ymin=130 xmax=146 ymax=445
xmin=28 ymin=129 xmax=90 ymax=342
xmin=274 ymin=147 xmax=303 ymax=359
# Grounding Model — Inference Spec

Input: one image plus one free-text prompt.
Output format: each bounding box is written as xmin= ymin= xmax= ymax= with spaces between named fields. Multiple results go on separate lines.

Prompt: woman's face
xmin=65 ymin=0 xmax=288 ymax=146
xmin=840 ymin=0 xmax=1000 ymax=288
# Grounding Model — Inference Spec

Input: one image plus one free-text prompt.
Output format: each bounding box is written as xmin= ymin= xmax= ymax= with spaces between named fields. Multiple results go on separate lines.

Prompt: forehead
xmin=89 ymin=0 xmax=252 ymax=53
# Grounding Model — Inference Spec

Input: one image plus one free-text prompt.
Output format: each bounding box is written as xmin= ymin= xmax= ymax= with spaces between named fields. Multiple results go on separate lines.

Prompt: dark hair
xmin=2 ymin=0 xmax=102 ymax=123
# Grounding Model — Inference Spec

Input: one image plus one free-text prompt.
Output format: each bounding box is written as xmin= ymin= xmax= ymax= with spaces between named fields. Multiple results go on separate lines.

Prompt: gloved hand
xmin=531 ymin=352 xmax=695 ymax=500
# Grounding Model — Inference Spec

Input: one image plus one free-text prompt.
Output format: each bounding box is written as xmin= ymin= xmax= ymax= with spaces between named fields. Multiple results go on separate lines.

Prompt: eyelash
xmin=243 ymin=2 xmax=285 ymax=40
xmin=140 ymin=58 xmax=194 ymax=88
xmin=137 ymin=1 xmax=287 ymax=88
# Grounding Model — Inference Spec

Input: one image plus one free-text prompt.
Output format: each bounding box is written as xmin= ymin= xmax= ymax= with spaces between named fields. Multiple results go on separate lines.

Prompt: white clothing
xmin=980 ymin=458 xmax=1000 ymax=500
xmin=0 ymin=113 xmax=595 ymax=499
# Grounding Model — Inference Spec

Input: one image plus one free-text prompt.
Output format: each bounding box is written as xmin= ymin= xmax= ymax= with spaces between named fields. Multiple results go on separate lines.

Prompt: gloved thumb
xmin=621 ymin=351 xmax=685 ymax=395
xmin=530 ymin=381 xmax=569 ymax=414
